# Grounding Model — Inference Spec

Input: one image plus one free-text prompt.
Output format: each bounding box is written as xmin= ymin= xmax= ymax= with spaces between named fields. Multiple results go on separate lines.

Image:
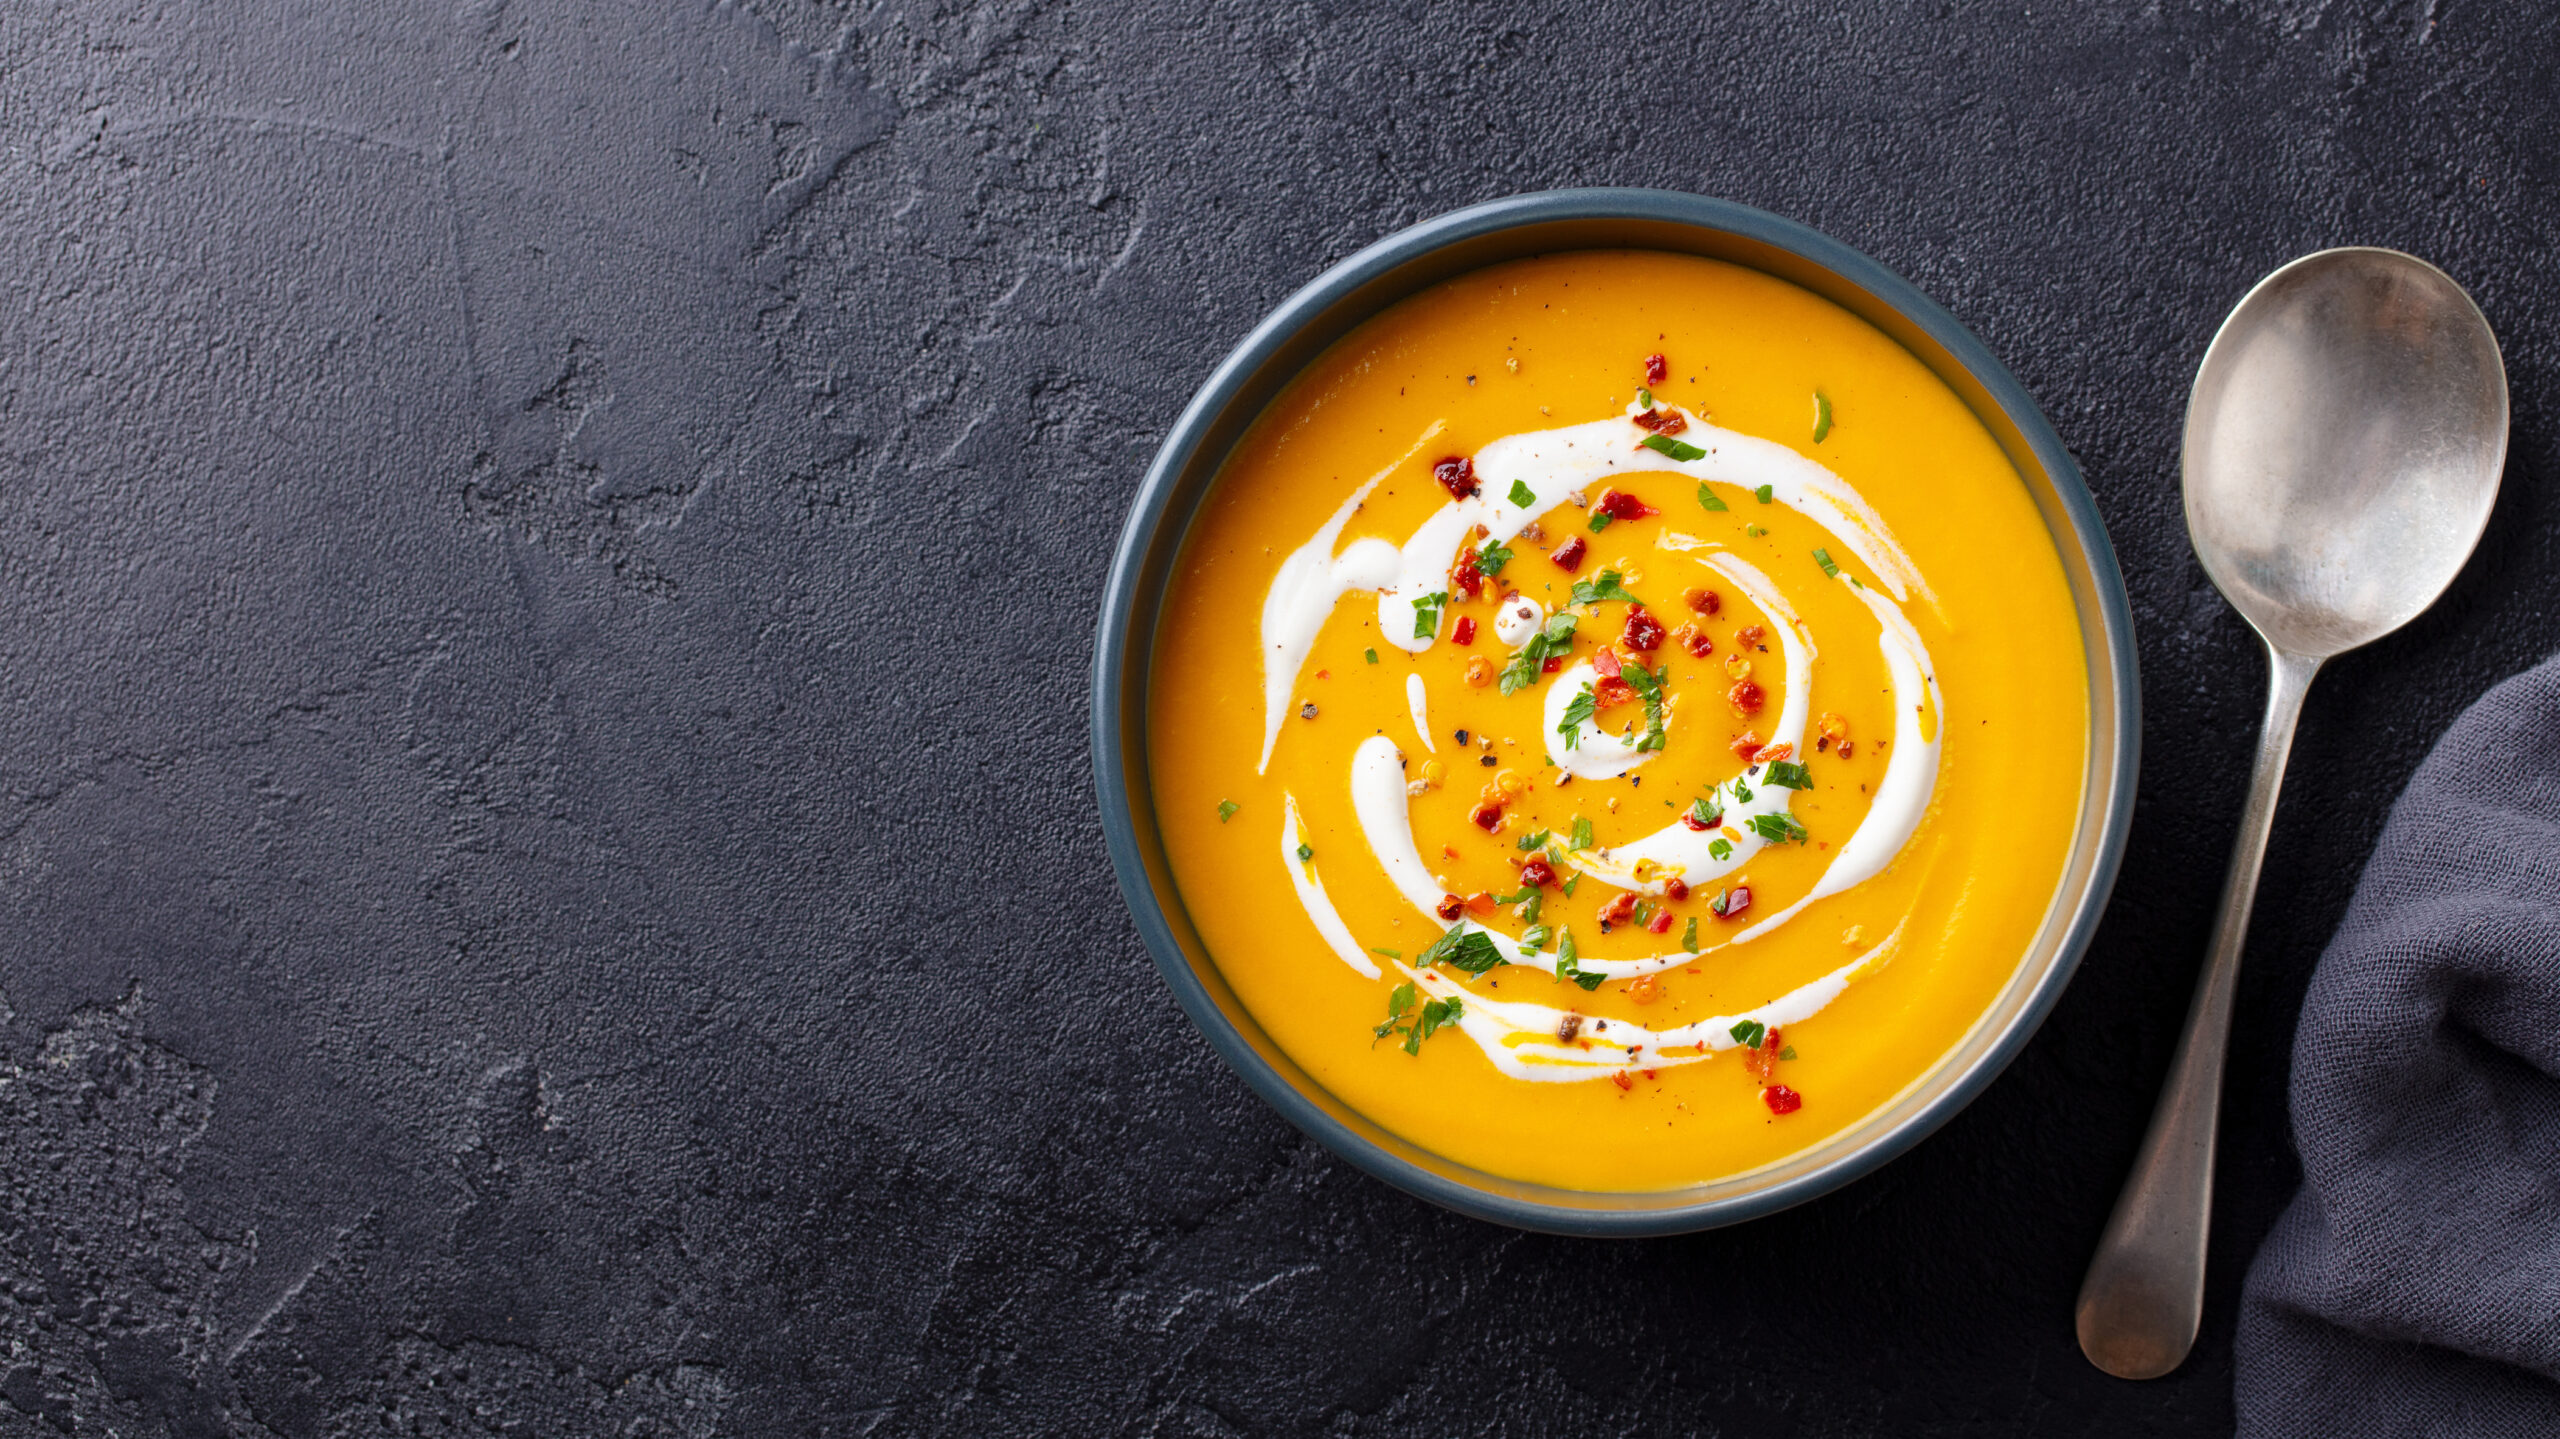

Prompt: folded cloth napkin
xmin=2239 ymin=655 xmax=2560 ymax=1437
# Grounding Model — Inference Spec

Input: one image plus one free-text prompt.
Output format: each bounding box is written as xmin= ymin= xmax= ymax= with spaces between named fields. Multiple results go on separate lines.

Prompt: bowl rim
xmin=1091 ymin=187 xmax=2140 ymax=1235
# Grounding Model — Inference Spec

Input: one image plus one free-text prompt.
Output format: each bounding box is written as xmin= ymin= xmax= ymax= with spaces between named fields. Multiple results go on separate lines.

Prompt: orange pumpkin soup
xmin=1148 ymin=250 xmax=2085 ymax=1192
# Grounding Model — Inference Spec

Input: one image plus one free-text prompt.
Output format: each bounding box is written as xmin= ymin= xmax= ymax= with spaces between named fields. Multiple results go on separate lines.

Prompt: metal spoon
xmin=2075 ymin=248 xmax=2508 ymax=1380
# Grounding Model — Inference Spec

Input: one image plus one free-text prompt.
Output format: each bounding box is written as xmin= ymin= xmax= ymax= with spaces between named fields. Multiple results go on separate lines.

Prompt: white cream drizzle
xmin=1402 ymin=921 xmax=1904 ymax=1083
xmin=1282 ymin=793 xmax=1379 ymax=980
xmin=1255 ymin=399 xmax=1948 ymax=1086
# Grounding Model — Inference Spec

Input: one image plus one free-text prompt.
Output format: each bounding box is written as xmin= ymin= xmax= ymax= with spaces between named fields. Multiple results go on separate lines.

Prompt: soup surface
xmin=1148 ymin=250 xmax=2086 ymax=1192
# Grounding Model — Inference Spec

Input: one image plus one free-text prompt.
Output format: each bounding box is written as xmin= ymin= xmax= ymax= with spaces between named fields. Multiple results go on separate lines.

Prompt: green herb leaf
xmin=1707 ymin=838 xmax=1734 ymax=861
xmin=1812 ymin=390 xmax=1833 ymax=443
xmin=1587 ymin=511 xmax=1613 ymax=533
xmin=1554 ymin=929 xmax=1605 ymax=991
xmin=1497 ymin=612 xmax=1579 ymax=696
xmin=1410 ymin=590 xmax=1449 ymax=640
xmin=1635 ymin=387 xmax=1653 ymax=409
xmin=1696 ymin=483 xmax=1728 ymax=513
xmin=1813 ymin=547 xmax=1840 ymax=579
xmin=1569 ymin=815 xmax=1595 ymax=852
xmin=1296 ymin=842 xmax=1315 ymax=862
xmin=1417 ymin=927 xmax=1506 ymax=975
xmin=1515 ymin=829 xmax=1552 ymax=851
xmin=1561 ymin=872 xmax=1581 ymax=897
xmin=1369 ymin=947 xmax=1402 ymax=959
xmin=1517 ymin=924 xmax=1552 ymax=953
xmin=1557 ymin=685 xmax=1597 ymax=748
xmin=1765 ymin=760 xmax=1812 ymax=790
xmin=1732 ymin=778 xmax=1754 ymax=803
xmin=1681 ymin=917 xmax=1700 ymax=954
xmin=1688 ymin=797 xmax=1719 ymax=827
xmin=1640 ymin=434 xmax=1708 ymax=463
xmin=1746 ymin=812 xmax=1809 ymax=845
xmin=1754 ymin=484 xmax=1774 ymax=504
xmin=1373 ymin=981 xmax=1418 ymax=1040
xmin=1364 ymin=647 xmax=1379 ymax=664
xmin=1779 ymin=1044 xmax=1798 ymax=1061
xmin=1746 ymin=524 xmax=1768 ymax=538
xmin=1507 ymin=479 xmax=1537 ymax=508
xmin=1218 ymin=800 xmax=1240 ymax=823
xmin=1475 ymin=540 xmax=1515 ymax=576
xmin=1621 ymin=659 xmax=1668 ymax=752
xmin=1569 ymin=570 xmax=1642 ymax=607
xmin=1729 ymin=1018 xmax=1767 ymax=1048
xmin=1516 ymin=888 xmax=1543 ymax=924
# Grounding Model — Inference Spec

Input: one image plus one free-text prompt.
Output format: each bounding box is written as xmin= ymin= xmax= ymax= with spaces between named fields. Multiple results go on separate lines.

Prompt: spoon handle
xmin=2076 ymin=640 xmax=2322 ymax=1379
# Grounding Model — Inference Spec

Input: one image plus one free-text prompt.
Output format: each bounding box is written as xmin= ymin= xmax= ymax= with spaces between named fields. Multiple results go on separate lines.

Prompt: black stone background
xmin=0 ymin=1 xmax=2552 ymax=1434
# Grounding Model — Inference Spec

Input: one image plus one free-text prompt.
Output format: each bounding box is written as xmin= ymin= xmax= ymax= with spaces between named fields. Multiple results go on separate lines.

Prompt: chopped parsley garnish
xmin=1218 ymin=800 xmax=1240 ymax=823
xmin=1411 ymin=590 xmax=1449 ymax=640
xmin=1813 ymin=547 xmax=1840 ymax=579
xmin=1622 ymin=659 xmax=1668 ymax=752
xmin=1517 ymin=924 xmax=1552 ymax=953
xmin=1417 ymin=926 xmax=1506 ymax=975
xmin=1369 ymin=947 xmax=1402 ymax=959
xmin=1516 ymin=829 xmax=1551 ymax=851
xmin=1364 ymin=647 xmax=1379 ymax=664
xmin=1812 ymin=390 xmax=1833 ymax=443
xmin=1747 ymin=812 xmax=1809 ymax=845
xmin=1569 ymin=569 xmax=1641 ymax=608
xmin=1729 ymin=1018 xmax=1767 ymax=1048
xmin=1707 ymin=838 xmax=1733 ymax=861
xmin=1640 ymin=434 xmax=1707 ymax=463
xmin=1765 ymin=760 xmax=1812 ymax=790
xmin=1515 ymin=889 xmax=1543 ymax=924
xmin=1497 ymin=611 xmax=1579 ymax=696
xmin=1295 ymin=842 xmax=1315 ymax=862
xmin=1561 ymin=872 xmax=1581 ymax=897
xmin=1779 ymin=1044 xmax=1799 ymax=1061
xmin=1635 ymin=387 xmax=1653 ymax=409
xmin=1732 ymin=778 xmax=1754 ymax=803
xmin=1746 ymin=524 xmax=1768 ymax=538
xmin=1754 ymin=484 xmax=1774 ymax=504
xmin=1688 ymin=797 xmax=1719 ymax=827
xmin=1569 ymin=815 xmax=1595 ymax=851
xmin=1557 ymin=684 xmax=1597 ymax=748
xmin=1587 ymin=511 xmax=1613 ymax=533
xmin=1696 ymin=484 xmax=1728 ymax=513
xmin=1555 ymin=929 xmax=1604 ymax=991
xmin=1681 ymin=917 xmax=1700 ymax=953
xmin=1374 ymin=982 xmax=1465 ymax=1054
xmin=1507 ymin=479 xmax=1537 ymax=508
xmin=1476 ymin=540 xmax=1515 ymax=576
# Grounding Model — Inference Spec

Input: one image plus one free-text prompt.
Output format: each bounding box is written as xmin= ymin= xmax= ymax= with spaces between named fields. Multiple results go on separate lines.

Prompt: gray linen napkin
xmin=2239 ymin=655 xmax=2560 ymax=1436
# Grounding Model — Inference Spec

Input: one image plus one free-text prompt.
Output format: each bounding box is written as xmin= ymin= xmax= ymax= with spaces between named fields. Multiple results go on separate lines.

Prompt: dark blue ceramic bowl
xmin=1092 ymin=190 xmax=2138 ymax=1235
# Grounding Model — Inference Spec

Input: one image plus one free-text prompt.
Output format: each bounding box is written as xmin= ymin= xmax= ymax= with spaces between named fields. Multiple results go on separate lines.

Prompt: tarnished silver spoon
xmin=2076 ymin=248 xmax=2509 ymax=1380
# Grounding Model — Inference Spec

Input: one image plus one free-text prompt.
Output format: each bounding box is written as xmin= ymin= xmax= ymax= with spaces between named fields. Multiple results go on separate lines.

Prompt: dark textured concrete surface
xmin=0 ymin=2 xmax=2552 ymax=1434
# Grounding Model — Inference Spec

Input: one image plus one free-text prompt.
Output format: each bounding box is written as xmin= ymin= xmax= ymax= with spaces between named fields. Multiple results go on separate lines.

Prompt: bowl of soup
xmin=1093 ymin=189 xmax=2137 ymax=1233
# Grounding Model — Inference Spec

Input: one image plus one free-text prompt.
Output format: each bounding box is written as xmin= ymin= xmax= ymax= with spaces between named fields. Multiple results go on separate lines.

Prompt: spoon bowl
xmin=2078 ymin=247 xmax=2506 ymax=1380
xmin=2185 ymin=248 xmax=2509 ymax=656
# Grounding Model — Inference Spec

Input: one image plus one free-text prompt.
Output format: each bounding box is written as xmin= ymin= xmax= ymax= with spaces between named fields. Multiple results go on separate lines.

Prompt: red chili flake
xmin=1469 ymin=801 xmax=1503 ymax=832
xmin=1728 ymin=729 xmax=1764 ymax=759
xmin=1680 ymin=809 xmax=1713 ymax=832
xmin=1432 ymin=455 xmax=1478 ymax=499
xmin=1599 ymin=489 xmax=1658 ymax=522
xmin=1729 ymin=679 xmax=1765 ymax=716
xmin=1435 ymin=893 xmax=1464 ymax=921
xmin=1632 ymin=407 xmax=1687 ymax=435
xmin=1837 ymin=740 xmax=1855 ymax=759
xmin=1593 ymin=675 xmax=1637 ymax=710
xmin=1752 ymin=741 xmax=1794 ymax=764
xmin=1316 ymin=669 xmax=1329 ymax=680
xmin=1611 ymin=1071 xmax=1635 ymax=1092
xmin=1549 ymin=535 xmax=1588 ymax=572
xmin=1664 ymin=877 xmax=1690 ymax=900
xmin=1540 ymin=656 xmax=1564 ymax=673
xmin=1682 ymin=586 xmax=1721 ymax=615
xmin=1743 ymin=1029 xmax=1783 ymax=1084
xmin=1518 ymin=858 xmax=1557 ymax=888
xmin=1592 ymin=647 xmax=1622 ymax=679
xmin=1677 ymin=625 xmax=1714 ymax=659
xmin=1597 ymin=892 xmax=1638 ymax=925
xmin=1464 ymin=890 xmax=1498 ymax=916
xmin=1643 ymin=352 xmax=1667 ymax=385
xmin=1452 ymin=616 xmax=1477 ymax=646
xmin=1644 ymin=908 xmax=1675 ymax=935
xmin=1622 ymin=609 xmax=1665 ymax=651
xmin=1762 ymin=1084 xmax=1803 ymax=1115
xmin=1450 ymin=548 xmax=1486 ymax=600
xmin=1736 ymin=624 xmax=1766 ymax=649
